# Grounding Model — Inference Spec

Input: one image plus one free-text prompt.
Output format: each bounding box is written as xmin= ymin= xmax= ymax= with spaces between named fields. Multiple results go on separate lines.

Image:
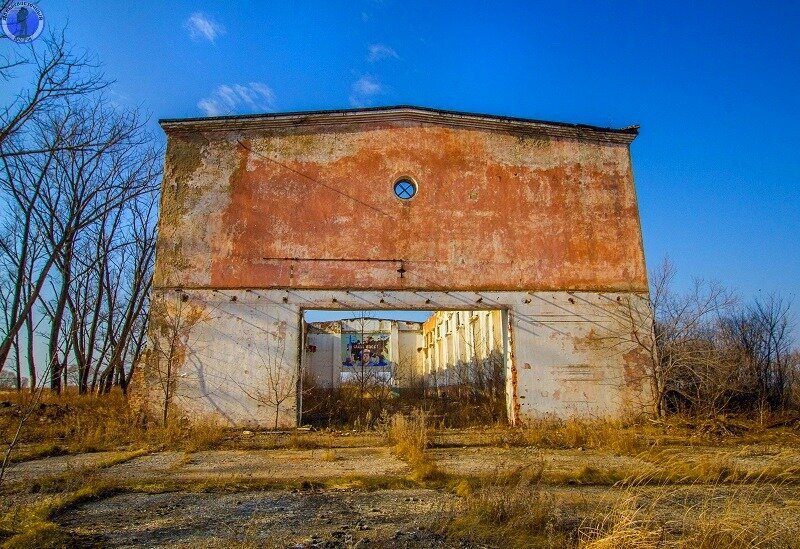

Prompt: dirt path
xmin=102 ymin=447 xmax=409 ymax=483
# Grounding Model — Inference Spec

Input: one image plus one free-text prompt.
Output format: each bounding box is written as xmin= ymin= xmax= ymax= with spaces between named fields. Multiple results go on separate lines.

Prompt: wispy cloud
xmin=197 ymin=83 xmax=276 ymax=116
xmin=367 ymin=43 xmax=398 ymax=62
xmin=185 ymin=12 xmax=225 ymax=43
xmin=349 ymin=76 xmax=383 ymax=107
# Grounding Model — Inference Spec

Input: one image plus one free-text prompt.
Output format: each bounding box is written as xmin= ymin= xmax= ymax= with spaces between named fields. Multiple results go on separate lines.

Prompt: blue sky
xmin=8 ymin=1 xmax=799 ymax=325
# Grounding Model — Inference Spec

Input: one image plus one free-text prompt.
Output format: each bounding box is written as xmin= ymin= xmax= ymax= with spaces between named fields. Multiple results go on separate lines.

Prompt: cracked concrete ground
xmin=10 ymin=443 xmax=794 ymax=485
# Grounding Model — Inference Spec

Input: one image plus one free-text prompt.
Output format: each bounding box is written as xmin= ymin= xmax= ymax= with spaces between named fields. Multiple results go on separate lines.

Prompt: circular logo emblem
xmin=2 ymin=2 xmax=45 ymax=43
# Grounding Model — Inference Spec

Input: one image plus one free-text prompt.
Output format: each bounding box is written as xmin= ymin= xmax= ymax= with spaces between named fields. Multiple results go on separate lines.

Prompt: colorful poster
xmin=341 ymin=331 xmax=391 ymax=368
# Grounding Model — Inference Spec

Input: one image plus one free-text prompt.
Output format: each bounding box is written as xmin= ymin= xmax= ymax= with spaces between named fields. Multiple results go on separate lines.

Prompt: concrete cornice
xmin=159 ymin=105 xmax=639 ymax=145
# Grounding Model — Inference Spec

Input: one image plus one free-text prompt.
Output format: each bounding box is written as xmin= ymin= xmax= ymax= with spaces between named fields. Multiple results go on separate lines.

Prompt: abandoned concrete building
xmin=140 ymin=105 xmax=655 ymax=428
xmin=421 ymin=310 xmax=504 ymax=388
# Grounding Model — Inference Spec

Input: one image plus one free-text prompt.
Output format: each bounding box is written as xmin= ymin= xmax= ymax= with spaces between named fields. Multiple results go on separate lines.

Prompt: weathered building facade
xmin=140 ymin=106 xmax=654 ymax=427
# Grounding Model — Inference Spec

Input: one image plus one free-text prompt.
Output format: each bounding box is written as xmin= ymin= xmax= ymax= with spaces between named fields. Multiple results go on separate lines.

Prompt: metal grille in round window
xmin=393 ymin=178 xmax=417 ymax=200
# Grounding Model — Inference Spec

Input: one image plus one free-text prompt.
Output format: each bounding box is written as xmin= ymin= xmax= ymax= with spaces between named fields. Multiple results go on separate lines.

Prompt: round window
xmin=393 ymin=178 xmax=417 ymax=200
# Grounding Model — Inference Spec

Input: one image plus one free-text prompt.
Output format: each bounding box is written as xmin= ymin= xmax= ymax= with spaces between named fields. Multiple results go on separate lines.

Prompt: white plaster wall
xmin=146 ymin=289 xmax=653 ymax=427
xmin=397 ymin=327 xmax=424 ymax=386
xmin=306 ymin=330 xmax=339 ymax=388
xmin=146 ymin=290 xmax=301 ymax=428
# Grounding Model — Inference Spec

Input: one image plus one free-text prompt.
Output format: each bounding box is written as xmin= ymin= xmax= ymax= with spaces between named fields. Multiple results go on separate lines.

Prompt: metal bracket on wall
xmin=261 ymin=257 xmax=408 ymax=278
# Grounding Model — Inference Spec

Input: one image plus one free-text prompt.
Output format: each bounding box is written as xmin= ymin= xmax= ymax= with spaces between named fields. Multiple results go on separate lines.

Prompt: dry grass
xmin=1 ymin=389 xmax=139 ymax=452
xmin=631 ymin=447 xmax=800 ymax=486
xmin=579 ymin=483 xmax=800 ymax=548
xmin=432 ymin=414 xmax=800 ymax=454
xmin=4 ymin=389 xmax=800 ymax=547
xmin=0 ymin=389 xmax=231 ymax=460
xmin=387 ymin=410 xmax=440 ymax=482
xmin=445 ymin=472 xmax=800 ymax=548
xmin=444 ymin=465 xmax=583 ymax=547
xmin=319 ymin=449 xmax=338 ymax=462
xmin=492 ymin=418 xmax=648 ymax=455
xmin=0 ymin=477 xmax=122 ymax=548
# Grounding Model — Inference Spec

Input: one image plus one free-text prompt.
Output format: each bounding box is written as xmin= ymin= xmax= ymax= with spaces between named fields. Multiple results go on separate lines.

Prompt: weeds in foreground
xmin=467 ymin=414 xmax=800 ymax=455
xmin=495 ymin=418 xmax=647 ymax=455
xmin=319 ymin=449 xmax=338 ymax=462
xmin=444 ymin=464 xmax=578 ymax=547
xmin=0 ymin=479 xmax=122 ymax=548
xmin=445 ymin=464 xmax=800 ymax=548
xmin=0 ymin=389 xmax=230 ymax=464
xmin=387 ymin=410 xmax=440 ymax=482
xmin=580 ymin=481 xmax=800 ymax=548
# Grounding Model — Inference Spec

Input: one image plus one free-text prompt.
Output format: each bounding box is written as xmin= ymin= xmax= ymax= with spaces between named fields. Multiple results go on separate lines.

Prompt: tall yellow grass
xmin=0 ymin=389 xmax=227 ymax=459
xmin=387 ymin=409 xmax=440 ymax=482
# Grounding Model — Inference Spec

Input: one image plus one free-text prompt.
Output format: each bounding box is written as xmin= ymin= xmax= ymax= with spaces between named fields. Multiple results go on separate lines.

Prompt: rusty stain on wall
xmin=154 ymin=109 xmax=645 ymax=294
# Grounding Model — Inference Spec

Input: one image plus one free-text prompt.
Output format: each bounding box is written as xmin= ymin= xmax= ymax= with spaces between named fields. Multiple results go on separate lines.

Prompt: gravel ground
xmin=7 ymin=443 xmax=800 ymax=548
xmin=59 ymin=488 xmax=474 ymax=548
xmin=96 ymin=447 xmax=409 ymax=483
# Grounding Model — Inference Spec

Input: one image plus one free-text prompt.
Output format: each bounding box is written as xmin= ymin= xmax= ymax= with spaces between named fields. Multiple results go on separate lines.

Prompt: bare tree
xmin=0 ymin=32 xmax=160 ymax=392
xmin=612 ymin=257 xmax=738 ymax=416
xmin=721 ymin=294 xmax=795 ymax=414
xmin=340 ymin=313 xmax=396 ymax=426
xmin=239 ymin=333 xmax=298 ymax=429
xmin=38 ymin=100 xmax=159 ymax=391
xmin=0 ymin=32 xmax=106 ymax=155
xmin=611 ymin=257 xmax=800 ymax=417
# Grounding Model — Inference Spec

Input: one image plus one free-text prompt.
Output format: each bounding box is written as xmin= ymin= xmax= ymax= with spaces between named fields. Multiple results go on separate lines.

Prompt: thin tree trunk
xmin=48 ymin=247 xmax=72 ymax=392
xmin=25 ymin=311 xmax=35 ymax=392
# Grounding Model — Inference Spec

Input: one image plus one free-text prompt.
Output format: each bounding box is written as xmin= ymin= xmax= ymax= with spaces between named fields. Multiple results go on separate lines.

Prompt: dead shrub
xmin=319 ymin=449 xmax=338 ymax=462
xmin=387 ymin=410 xmax=439 ymax=481
xmin=0 ymin=389 xmax=231 ymax=458
xmin=181 ymin=416 xmax=228 ymax=452
xmin=285 ymin=431 xmax=323 ymax=450
xmin=501 ymin=418 xmax=647 ymax=455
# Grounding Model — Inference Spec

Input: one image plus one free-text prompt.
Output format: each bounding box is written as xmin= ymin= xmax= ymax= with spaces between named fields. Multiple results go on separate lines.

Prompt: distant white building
xmin=421 ymin=310 xmax=505 ymax=389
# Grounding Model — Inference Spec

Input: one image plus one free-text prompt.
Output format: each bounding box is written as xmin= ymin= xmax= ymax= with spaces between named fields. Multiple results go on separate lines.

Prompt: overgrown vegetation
xmin=624 ymin=258 xmax=800 ymax=417
xmin=445 ymin=465 xmax=575 ymax=547
xmin=302 ymin=312 xmax=508 ymax=429
xmin=443 ymin=461 xmax=800 ymax=548
xmin=0 ymin=389 xmax=228 ymax=462
xmin=303 ymin=380 xmax=508 ymax=430
xmin=2 ymin=395 xmax=800 ymax=546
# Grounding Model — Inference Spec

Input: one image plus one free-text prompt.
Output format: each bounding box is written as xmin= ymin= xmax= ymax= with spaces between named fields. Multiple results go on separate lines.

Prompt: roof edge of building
xmin=159 ymin=105 xmax=638 ymax=144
